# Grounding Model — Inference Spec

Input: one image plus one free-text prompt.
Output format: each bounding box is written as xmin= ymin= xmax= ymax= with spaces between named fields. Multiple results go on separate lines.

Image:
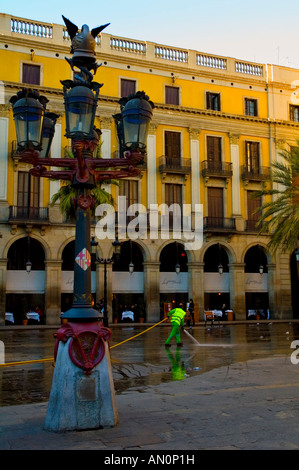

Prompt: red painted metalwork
xmin=54 ymin=322 xmax=112 ymax=375
xmin=16 ymin=143 xmax=145 ymax=182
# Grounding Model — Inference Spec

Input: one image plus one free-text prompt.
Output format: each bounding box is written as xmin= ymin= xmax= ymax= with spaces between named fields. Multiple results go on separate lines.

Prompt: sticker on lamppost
xmin=75 ymin=248 xmax=91 ymax=271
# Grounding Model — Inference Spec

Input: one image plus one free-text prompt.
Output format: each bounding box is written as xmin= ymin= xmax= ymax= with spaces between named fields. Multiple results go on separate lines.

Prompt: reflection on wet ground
xmin=0 ymin=322 xmax=299 ymax=406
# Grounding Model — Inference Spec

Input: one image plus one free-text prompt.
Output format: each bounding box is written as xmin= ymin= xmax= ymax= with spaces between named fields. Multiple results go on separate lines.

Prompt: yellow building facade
xmin=0 ymin=13 xmax=298 ymax=325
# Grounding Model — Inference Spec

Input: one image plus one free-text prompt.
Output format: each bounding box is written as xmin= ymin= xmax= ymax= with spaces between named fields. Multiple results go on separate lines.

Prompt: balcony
xmin=159 ymin=156 xmax=191 ymax=175
xmin=241 ymin=166 xmax=270 ymax=182
xmin=203 ymin=217 xmax=236 ymax=232
xmin=201 ymin=161 xmax=233 ymax=179
xmin=9 ymin=206 xmax=49 ymax=223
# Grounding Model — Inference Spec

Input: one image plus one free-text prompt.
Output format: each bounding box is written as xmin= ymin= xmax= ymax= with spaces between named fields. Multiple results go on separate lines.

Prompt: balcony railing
xmin=9 ymin=205 xmax=49 ymax=222
xmin=203 ymin=217 xmax=236 ymax=231
xmin=159 ymin=156 xmax=191 ymax=175
xmin=241 ymin=166 xmax=270 ymax=182
xmin=201 ymin=161 xmax=233 ymax=178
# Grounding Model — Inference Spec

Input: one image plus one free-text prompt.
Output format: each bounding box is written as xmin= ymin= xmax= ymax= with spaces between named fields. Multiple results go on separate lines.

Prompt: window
xmin=165 ymin=131 xmax=181 ymax=165
xmin=206 ymin=92 xmax=221 ymax=111
xmin=165 ymin=86 xmax=179 ymax=105
xmin=120 ymin=79 xmax=136 ymax=97
xmin=245 ymin=141 xmax=260 ymax=172
xmin=119 ymin=179 xmax=138 ymax=210
xmin=164 ymin=183 xmax=182 ymax=228
xmin=22 ymin=63 xmax=40 ymax=85
xmin=165 ymin=183 xmax=182 ymax=206
xmin=247 ymin=190 xmax=261 ymax=231
xmin=206 ymin=136 xmax=222 ymax=169
xmin=17 ymin=171 xmax=40 ymax=218
xmin=208 ymin=187 xmax=224 ymax=227
xmin=245 ymin=98 xmax=258 ymax=116
xmin=290 ymin=105 xmax=299 ymax=122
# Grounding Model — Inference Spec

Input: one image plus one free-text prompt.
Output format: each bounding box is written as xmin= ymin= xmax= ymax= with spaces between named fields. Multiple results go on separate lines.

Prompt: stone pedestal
xmin=45 ymin=334 xmax=118 ymax=432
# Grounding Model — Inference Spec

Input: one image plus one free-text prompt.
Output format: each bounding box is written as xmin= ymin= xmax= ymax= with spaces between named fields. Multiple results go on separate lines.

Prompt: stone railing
xmin=110 ymin=37 xmax=146 ymax=54
xmin=235 ymin=61 xmax=263 ymax=76
xmin=10 ymin=16 xmax=53 ymax=38
xmin=155 ymin=45 xmax=188 ymax=63
xmin=196 ymin=54 xmax=227 ymax=70
xmin=0 ymin=13 xmax=267 ymax=79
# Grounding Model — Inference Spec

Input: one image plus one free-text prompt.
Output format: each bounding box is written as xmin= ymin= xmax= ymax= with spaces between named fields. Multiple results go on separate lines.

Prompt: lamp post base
xmin=44 ymin=322 xmax=118 ymax=432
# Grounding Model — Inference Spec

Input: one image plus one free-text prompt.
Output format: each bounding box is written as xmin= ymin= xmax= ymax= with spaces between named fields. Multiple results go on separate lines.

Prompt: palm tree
xmin=50 ymin=182 xmax=116 ymax=219
xmin=50 ymin=144 xmax=118 ymax=219
xmin=253 ymin=141 xmax=299 ymax=254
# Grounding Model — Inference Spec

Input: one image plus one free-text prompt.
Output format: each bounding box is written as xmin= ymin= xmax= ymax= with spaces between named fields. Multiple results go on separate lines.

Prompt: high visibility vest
xmin=168 ymin=308 xmax=186 ymax=325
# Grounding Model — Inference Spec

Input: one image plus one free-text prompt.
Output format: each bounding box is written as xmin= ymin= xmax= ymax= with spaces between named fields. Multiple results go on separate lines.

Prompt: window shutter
xmin=165 ymin=86 xmax=179 ymax=105
xmin=22 ymin=64 xmax=40 ymax=85
xmin=121 ymin=79 xmax=136 ymax=97
xmin=165 ymin=131 xmax=181 ymax=164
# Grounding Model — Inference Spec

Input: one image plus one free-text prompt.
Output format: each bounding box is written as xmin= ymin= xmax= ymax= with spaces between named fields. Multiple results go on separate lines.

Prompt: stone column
xmin=267 ymin=263 xmax=277 ymax=318
xmin=228 ymin=133 xmax=244 ymax=231
xmin=143 ymin=261 xmax=160 ymax=322
xmin=189 ymin=128 xmax=201 ymax=225
xmin=229 ymin=263 xmax=246 ymax=319
xmin=271 ymin=254 xmax=292 ymax=319
xmin=0 ymin=259 xmax=7 ymax=326
xmin=0 ymin=112 xmax=9 ymax=222
xmin=188 ymin=261 xmax=204 ymax=321
xmin=147 ymin=123 xmax=157 ymax=207
xmin=100 ymin=117 xmax=113 ymax=194
xmin=45 ymin=260 xmax=62 ymax=325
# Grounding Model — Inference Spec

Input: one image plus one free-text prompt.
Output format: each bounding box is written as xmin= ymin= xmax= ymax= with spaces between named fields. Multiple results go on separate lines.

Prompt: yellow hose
xmin=0 ymin=317 xmax=168 ymax=368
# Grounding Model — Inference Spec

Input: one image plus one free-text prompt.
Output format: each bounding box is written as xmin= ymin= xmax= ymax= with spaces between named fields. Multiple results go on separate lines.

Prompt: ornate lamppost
xmin=91 ymin=236 xmax=121 ymax=327
xmin=10 ymin=16 xmax=153 ymax=432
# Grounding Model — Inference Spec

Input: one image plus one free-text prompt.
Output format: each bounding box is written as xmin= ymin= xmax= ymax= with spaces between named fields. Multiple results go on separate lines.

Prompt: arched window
xmin=7 ymin=237 xmax=45 ymax=270
xmin=113 ymin=241 xmax=144 ymax=272
xmin=245 ymin=245 xmax=267 ymax=273
xmin=204 ymin=244 xmax=229 ymax=273
xmin=160 ymin=242 xmax=188 ymax=272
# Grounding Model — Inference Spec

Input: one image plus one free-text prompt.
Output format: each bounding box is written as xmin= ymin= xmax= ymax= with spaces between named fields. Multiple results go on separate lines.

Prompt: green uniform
xmin=166 ymin=348 xmax=186 ymax=380
xmin=165 ymin=307 xmax=186 ymax=346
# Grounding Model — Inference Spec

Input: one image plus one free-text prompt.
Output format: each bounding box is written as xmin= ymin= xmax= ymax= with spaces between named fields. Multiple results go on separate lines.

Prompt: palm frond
xmin=251 ymin=141 xmax=299 ymax=254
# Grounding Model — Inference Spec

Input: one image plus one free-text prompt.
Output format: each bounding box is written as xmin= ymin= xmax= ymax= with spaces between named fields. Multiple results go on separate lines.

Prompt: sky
xmin=2 ymin=0 xmax=299 ymax=69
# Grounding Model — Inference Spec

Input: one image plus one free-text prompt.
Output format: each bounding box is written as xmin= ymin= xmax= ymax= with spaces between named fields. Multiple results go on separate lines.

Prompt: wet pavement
xmin=1 ymin=321 xmax=299 ymax=451
xmin=0 ymin=321 xmax=298 ymax=406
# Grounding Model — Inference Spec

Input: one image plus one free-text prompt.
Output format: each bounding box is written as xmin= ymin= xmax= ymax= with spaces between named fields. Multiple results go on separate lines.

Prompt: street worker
xmin=165 ymin=303 xmax=186 ymax=347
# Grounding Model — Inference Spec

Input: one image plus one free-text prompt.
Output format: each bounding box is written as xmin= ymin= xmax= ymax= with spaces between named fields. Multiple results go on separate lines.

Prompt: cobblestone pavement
xmin=1 ymin=354 xmax=299 ymax=450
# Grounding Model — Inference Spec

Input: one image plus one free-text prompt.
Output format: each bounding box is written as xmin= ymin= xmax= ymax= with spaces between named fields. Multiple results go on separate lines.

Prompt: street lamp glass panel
xmin=13 ymin=98 xmax=44 ymax=149
xmin=39 ymin=113 xmax=58 ymax=158
xmin=122 ymin=96 xmax=153 ymax=150
xmin=123 ymin=114 xmax=150 ymax=150
xmin=26 ymin=260 xmax=32 ymax=273
xmin=259 ymin=265 xmax=264 ymax=275
xmin=112 ymin=237 xmax=121 ymax=258
xmin=65 ymin=86 xmax=97 ymax=139
xmin=129 ymin=261 xmax=134 ymax=273
xmin=90 ymin=236 xmax=98 ymax=255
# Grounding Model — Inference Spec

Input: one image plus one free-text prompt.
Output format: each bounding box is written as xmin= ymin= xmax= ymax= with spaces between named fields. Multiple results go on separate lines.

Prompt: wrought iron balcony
xmin=9 ymin=205 xmax=49 ymax=222
xmin=241 ymin=166 xmax=270 ymax=182
xmin=201 ymin=160 xmax=233 ymax=178
xmin=203 ymin=216 xmax=236 ymax=231
xmin=159 ymin=156 xmax=191 ymax=175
